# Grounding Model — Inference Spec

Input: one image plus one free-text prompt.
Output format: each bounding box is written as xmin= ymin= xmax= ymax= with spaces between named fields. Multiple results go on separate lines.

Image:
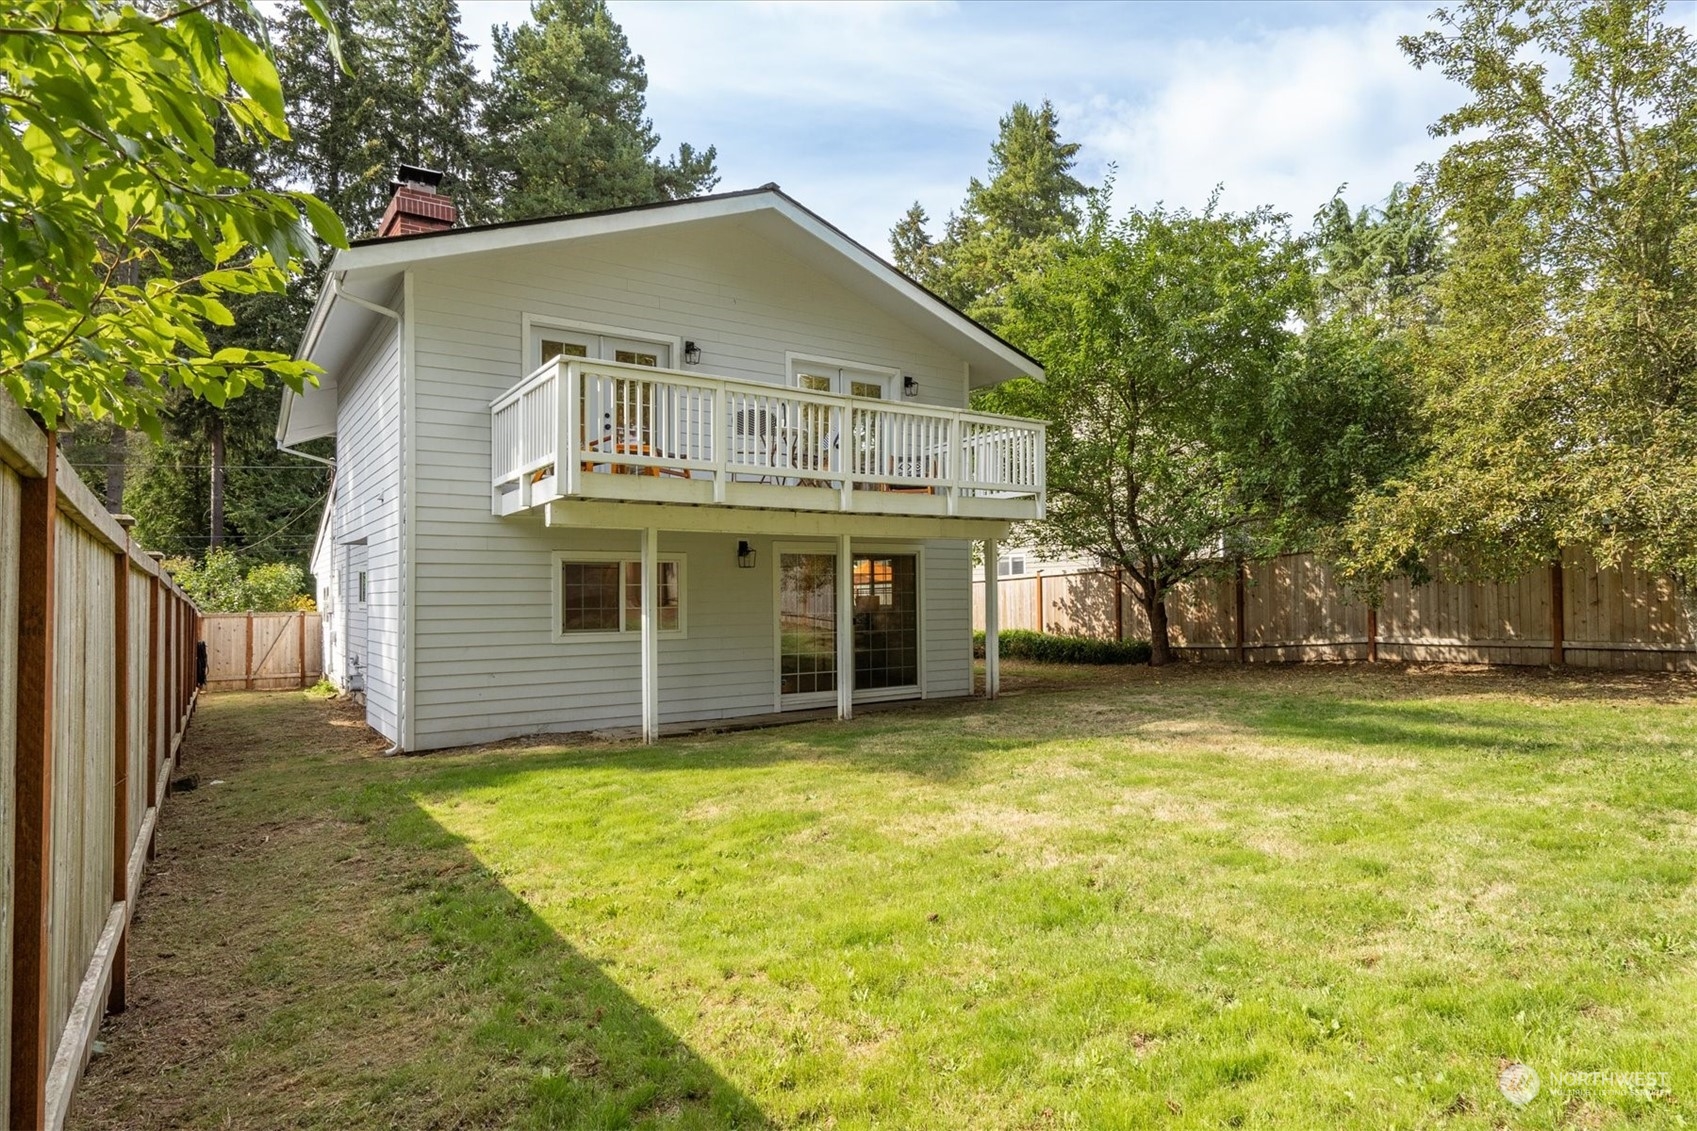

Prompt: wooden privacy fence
xmin=2 ymin=395 xmax=200 ymax=1131
xmin=200 ymin=611 xmax=322 ymax=691
xmin=975 ymin=550 xmax=1696 ymax=672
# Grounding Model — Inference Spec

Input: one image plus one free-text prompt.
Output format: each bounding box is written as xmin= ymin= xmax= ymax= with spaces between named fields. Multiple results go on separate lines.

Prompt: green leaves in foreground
xmin=0 ymin=1 xmax=349 ymax=434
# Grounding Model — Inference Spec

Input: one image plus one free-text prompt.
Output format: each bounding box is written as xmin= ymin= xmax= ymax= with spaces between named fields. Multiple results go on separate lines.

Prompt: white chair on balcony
xmin=731 ymin=408 xmax=779 ymax=483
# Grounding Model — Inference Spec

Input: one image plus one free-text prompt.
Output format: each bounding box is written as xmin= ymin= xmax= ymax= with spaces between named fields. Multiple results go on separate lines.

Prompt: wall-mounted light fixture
xmin=902 ymin=374 xmax=919 ymax=398
xmin=737 ymin=540 xmax=756 ymax=569
xmin=683 ymin=340 xmax=702 ymax=365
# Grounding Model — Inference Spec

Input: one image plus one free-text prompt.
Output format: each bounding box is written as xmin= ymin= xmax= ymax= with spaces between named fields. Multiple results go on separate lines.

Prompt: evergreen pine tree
xmin=361 ymin=0 xmax=487 ymax=220
xmin=479 ymin=0 xmax=718 ymax=220
xmin=890 ymin=100 xmax=1087 ymax=323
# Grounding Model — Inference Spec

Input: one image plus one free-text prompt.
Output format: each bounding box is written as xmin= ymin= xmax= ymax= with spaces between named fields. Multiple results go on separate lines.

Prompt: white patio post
xmin=641 ymin=525 xmax=660 ymax=743
xmin=836 ymin=533 xmax=853 ymax=720
xmin=984 ymin=537 xmax=1000 ymax=699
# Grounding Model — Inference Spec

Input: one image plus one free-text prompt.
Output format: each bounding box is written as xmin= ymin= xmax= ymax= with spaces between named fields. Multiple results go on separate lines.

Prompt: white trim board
xmin=544 ymin=499 xmax=1011 ymax=541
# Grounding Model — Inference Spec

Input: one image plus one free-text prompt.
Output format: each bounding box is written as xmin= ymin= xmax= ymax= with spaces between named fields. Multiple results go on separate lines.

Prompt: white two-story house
xmin=279 ymin=171 xmax=1043 ymax=751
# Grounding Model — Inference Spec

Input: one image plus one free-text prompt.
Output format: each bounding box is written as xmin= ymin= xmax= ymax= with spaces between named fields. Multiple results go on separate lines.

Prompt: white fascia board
xmin=763 ymin=196 xmax=1045 ymax=383
xmin=332 ymin=192 xmax=773 ymax=274
xmin=327 ymin=189 xmax=1045 ymax=384
xmin=278 ymin=267 xmax=344 ymax=444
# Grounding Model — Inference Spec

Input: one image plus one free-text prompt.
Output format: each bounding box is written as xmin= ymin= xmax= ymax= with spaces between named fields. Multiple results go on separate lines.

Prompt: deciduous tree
xmin=1340 ymin=0 xmax=1697 ymax=586
xmin=0 ymin=0 xmax=347 ymax=433
xmin=987 ymin=198 xmax=1310 ymax=663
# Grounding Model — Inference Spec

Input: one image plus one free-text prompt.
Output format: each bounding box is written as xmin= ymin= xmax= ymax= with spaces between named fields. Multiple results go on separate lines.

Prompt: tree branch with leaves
xmin=0 ymin=0 xmax=348 ymax=435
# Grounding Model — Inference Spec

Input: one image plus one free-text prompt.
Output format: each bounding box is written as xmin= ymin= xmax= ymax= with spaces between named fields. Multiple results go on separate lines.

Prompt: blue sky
xmin=461 ymin=0 xmax=1472 ymax=250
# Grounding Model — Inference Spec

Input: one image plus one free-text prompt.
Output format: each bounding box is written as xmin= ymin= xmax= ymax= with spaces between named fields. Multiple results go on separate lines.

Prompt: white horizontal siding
xmin=403 ymin=224 xmax=989 ymax=749
xmin=924 ymin=540 xmax=974 ymax=699
xmin=325 ymin=323 xmax=402 ymax=742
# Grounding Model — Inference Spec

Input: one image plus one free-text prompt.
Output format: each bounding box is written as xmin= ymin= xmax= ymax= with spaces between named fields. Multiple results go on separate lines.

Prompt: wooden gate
xmin=200 ymin=611 xmax=323 ymax=691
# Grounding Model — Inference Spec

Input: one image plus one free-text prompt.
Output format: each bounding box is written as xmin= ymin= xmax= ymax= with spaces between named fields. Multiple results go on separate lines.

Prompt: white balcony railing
xmin=490 ymin=358 xmax=1045 ymax=520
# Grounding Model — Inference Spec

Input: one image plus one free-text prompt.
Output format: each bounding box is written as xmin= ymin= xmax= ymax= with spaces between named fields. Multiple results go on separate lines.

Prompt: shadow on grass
xmin=1241 ymin=698 xmax=1579 ymax=758
xmin=432 ymin=705 xmax=1031 ymax=786
xmin=380 ymin=799 xmax=773 ymax=1130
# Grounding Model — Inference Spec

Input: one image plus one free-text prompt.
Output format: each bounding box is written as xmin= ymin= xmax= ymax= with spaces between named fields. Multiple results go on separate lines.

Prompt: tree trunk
xmin=209 ymin=413 xmax=226 ymax=549
xmin=1145 ymin=591 xmax=1174 ymax=666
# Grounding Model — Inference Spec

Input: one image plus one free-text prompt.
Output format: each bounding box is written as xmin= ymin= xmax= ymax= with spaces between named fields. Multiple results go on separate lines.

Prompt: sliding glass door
xmin=778 ymin=551 xmax=919 ymax=709
xmin=852 ymin=555 xmax=919 ymax=693
xmin=779 ymin=553 xmax=838 ymax=708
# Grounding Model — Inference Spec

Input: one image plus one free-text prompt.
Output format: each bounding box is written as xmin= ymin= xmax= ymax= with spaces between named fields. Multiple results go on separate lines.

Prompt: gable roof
xmin=278 ymin=184 xmax=1042 ymax=448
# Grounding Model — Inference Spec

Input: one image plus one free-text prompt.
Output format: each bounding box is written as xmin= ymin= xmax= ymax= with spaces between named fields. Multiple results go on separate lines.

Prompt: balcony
xmin=491 ymin=358 xmax=1045 ymax=523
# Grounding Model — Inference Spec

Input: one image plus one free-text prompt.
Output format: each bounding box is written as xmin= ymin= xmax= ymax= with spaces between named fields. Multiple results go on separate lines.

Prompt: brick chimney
xmin=377 ymin=164 xmax=456 ymax=237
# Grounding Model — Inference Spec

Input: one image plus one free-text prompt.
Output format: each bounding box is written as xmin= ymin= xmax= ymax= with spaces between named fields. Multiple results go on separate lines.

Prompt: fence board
xmin=49 ymin=518 xmax=116 ymax=1052
xmin=199 ymin=612 xmax=322 ymax=691
xmin=2 ymin=397 xmax=200 ymax=1130
xmin=0 ymin=462 xmax=18 ymax=1112
xmin=974 ymin=552 xmax=1695 ymax=671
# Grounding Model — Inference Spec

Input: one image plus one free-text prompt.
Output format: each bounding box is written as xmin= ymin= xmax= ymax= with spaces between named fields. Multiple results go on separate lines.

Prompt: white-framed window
xmin=997 ymin=554 xmax=1026 ymax=577
xmin=551 ymin=551 xmax=686 ymax=640
xmin=524 ymin=315 xmax=679 ymax=373
xmin=357 ymin=570 xmax=369 ymax=602
xmin=785 ymin=352 xmax=900 ymax=400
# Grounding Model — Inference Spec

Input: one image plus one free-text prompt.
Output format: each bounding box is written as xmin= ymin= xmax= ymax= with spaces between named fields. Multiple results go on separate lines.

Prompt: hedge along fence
xmin=974 ymin=551 xmax=1696 ymax=671
xmin=1 ymin=393 xmax=201 ymax=1131
xmin=973 ymin=629 xmax=1152 ymax=665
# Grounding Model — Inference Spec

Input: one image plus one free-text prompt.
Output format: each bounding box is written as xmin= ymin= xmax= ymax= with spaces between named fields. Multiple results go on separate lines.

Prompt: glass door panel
xmin=853 ymin=554 xmax=918 ymax=690
xmin=779 ymin=553 xmax=837 ymax=705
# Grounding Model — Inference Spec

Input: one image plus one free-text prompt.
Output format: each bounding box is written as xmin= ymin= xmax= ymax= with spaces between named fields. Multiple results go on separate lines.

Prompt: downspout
xmin=306 ymin=273 xmax=410 ymax=754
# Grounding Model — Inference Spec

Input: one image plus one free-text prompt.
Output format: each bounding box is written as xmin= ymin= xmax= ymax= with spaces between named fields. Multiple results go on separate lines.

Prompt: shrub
xmin=972 ymin=629 xmax=1152 ymax=665
xmin=165 ymin=548 xmax=314 ymax=612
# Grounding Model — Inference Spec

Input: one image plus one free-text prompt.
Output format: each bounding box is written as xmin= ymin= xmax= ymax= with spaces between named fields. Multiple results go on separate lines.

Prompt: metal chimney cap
xmin=392 ymin=164 xmax=445 ymax=192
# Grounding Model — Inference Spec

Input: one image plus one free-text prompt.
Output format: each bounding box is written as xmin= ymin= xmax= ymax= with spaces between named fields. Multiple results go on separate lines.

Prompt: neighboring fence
xmin=1 ymin=395 xmax=200 ymax=1131
xmin=975 ymin=550 xmax=1696 ymax=672
xmin=200 ymin=611 xmax=322 ymax=691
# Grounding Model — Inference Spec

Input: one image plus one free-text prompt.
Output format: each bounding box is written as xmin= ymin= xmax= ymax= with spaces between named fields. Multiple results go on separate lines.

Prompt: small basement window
xmin=554 ymin=553 xmax=684 ymax=638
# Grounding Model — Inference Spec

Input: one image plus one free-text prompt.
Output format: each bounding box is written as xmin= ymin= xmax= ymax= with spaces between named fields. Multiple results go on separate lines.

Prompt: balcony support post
xmin=983 ymin=537 xmax=1000 ymax=699
xmin=712 ymin=385 xmax=728 ymax=504
xmin=947 ymin=417 xmax=961 ymax=517
xmin=641 ymin=525 xmax=660 ymax=744
xmin=561 ymin=361 xmax=581 ymax=498
xmin=836 ymin=405 xmax=853 ymax=513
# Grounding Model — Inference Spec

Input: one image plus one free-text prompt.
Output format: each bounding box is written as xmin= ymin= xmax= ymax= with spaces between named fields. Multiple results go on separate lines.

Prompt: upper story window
xmin=527 ymin=318 xmax=674 ymax=372
xmin=787 ymin=353 xmax=900 ymax=400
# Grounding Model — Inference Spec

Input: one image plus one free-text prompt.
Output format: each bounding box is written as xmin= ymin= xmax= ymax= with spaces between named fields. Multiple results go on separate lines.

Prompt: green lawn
xmin=72 ymin=664 xmax=1697 ymax=1129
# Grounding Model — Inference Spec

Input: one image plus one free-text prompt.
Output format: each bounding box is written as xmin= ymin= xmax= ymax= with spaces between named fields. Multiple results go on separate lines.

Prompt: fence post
xmin=244 ymin=610 xmax=254 ymax=690
xmin=1113 ymin=567 xmax=1124 ymax=642
xmin=1551 ymin=555 xmax=1565 ymax=667
xmin=1034 ymin=571 xmax=1045 ymax=634
xmin=10 ymin=431 xmax=56 ymax=1131
xmin=298 ymin=610 xmax=308 ymax=688
xmin=1234 ymin=560 xmax=1246 ymax=663
xmin=1367 ymin=605 xmax=1378 ymax=663
xmin=109 ymin=521 xmax=133 ymax=1013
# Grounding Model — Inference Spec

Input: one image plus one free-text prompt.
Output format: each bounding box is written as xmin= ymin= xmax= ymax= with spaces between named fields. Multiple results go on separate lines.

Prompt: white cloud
xmin=1071 ymin=8 xmax=1459 ymax=223
xmin=455 ymin=1 xmax=1468 ymax=248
